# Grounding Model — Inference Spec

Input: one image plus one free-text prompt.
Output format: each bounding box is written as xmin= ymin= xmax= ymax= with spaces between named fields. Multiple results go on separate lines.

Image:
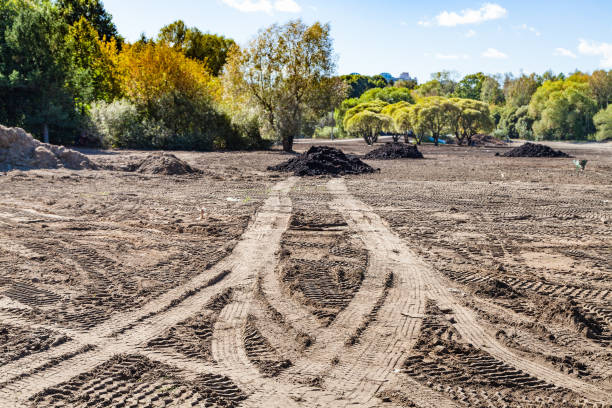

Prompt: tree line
xmin=1 ymin=1 xmax=611 ymax=152
xmin=336 ymin=70 xmax=612 ymax=144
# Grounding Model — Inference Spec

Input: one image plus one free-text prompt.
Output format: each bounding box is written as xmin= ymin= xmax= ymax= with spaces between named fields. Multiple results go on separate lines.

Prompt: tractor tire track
xmin=0 ymin=177 xmax=297 ymax=407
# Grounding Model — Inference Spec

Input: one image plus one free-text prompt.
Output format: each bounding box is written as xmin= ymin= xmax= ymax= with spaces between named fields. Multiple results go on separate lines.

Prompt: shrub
xmin=593 ymin=105 xmax=612 ymax=141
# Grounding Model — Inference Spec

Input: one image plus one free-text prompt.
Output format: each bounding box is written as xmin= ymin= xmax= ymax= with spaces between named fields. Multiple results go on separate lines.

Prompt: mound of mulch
xmin=471 ymin=134 xmax=506 ymax=146
xmin=0 ymin=125 xmax=96 ymax=172
xmin=364 ymin=143 xmax=423 ymax=160
xmin=268 ymin=146 xmax=376 ymax=176
xmin=120 ymin=153 xmax=201 ymax=175
xmin=501 ymin=142 xmax=571 ymax=158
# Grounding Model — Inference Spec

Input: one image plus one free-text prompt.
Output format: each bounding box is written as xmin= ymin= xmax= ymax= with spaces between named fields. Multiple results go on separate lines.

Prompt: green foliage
xmin=56 ymin=0 xmax=119 ymax=41
xmin=0 ymin=0 xmax=79 ymax=144
xmin=339 ymin=74 xmax=388 ymax=99
xmin=158 ymin=20 xmax=235 ymax=76
xmin=449 ymin=98 xmax=493 ymax=145
xmin=358 ymin=87 xmax=414 ymax=104
xmin=529 ymin=79 xmax=597 ymax=140
xmin=224 ymin=19 xmax=345 ymax=151
xmin=480 ymin=76 xmax=504 ymax=105
xmin=64 ymin=17 xmax=121 ymax=107
xmin=454 ymin=72 xmax=486 ymax=100
xmin=496 ymin=105 xmax=533 ymax=139
xmin=343 ymin=100 xmax=389 ymax=130
xmin=334 ymin=87 xmax=413 ymax=138
xmin=503 ymin=74 xmax=539 ymax=107
xmin=588 ymin=70 xmax=612 ymax=109
xmin=593 ymin=105 xmax=612 ymax=141
xmin=345 ymin=110 xmax=392 ymax=145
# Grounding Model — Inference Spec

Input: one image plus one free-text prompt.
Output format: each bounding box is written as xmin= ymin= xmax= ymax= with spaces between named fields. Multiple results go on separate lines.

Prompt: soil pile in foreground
xmin=268 ymin=146 xmax=376 ymax=176
xmin=502 ymin=142 xmax=571 ymax=158
xmin=121 ymin=153 xmax=201 ymax=175
xmin=0 ymin=125 xmax=96 ymax=172
xmin=364 ymin=143 xmax=423 ymax=160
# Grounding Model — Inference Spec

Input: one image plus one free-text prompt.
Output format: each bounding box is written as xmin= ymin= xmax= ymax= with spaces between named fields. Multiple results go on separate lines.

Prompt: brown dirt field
xmin=0 ymin=139 xmax=610 ymax=407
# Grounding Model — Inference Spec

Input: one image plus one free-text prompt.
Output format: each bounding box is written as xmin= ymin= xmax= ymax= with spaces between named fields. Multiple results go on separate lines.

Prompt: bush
xmin=89 ymin=99 xmax=143 ymax=148
xmin=89 ymin=98 xmax=266 ymax=151
xmin=593 ymin=105 xmax=612 ymax=141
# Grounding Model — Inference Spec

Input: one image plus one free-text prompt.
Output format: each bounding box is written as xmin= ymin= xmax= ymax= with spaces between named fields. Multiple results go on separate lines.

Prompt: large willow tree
xmin=224 ymin=20 xmax=345 ymax=151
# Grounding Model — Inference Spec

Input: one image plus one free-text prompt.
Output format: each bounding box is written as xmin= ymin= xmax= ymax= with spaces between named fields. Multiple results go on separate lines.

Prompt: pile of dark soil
xmin=471 ymin=134 xmax=505 ymax=146
xmin=268 ymin=146 xmax=376 ymax=176
xmin=0 ymin=125 xmax=96 ymax=171
xmin=363 ymin=143 xmax=423 ymax=160
xmin=121 ymin=153 xmax=201 ymax=175
xmin=501 ymin=142 xmax=571 ymax=158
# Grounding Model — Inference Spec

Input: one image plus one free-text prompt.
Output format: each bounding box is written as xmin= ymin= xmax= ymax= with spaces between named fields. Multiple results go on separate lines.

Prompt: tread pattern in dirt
xmin=278 ymin=207 xmax=367 ymax=325
xmin=30 ymin=354 xmax=247 ymax=408
xmin=244 ymin=315 xmax=292 ymax=377
xmin=401 ymin=300 xmax=593 ymax=407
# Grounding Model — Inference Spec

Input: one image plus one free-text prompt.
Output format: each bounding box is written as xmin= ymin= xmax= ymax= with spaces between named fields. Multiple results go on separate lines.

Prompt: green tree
xmin=454 ymin=72 xmax=486 ymax=100
xmin=497 ymin=105 xmax=533 ymax=139
xmin=391 ymin=108 xmax=416 ymax=143
xmin=417 ymin=97 xmax=455 ymax=146
xmin=64 ymin=17 xmax=121 ymax=107
xmin=0 ymin=0 xmax=77 ymax=143
xmin=593 ymin=105 xmax=612 ymax=141
xmin=450 ymin=98 xmax=494 ymax=145
xmin=158 ymin=20 xmax=236 ymax=76
xmin=588 ymin=70 xmax=612 ymax=109
xmin=529 ymin=79 xmax=597 ymax=140
xmin=503 ymin=74 xmax=539 ymax=107
xmin=56 ymin=0 xmax=119 ymax=41
xmin=339 ymin=74 xmax=388 ymax=99
xmin=224 ymin=20 xmax=344 ymax=151
xmin=345 ymin=110 xmax=392 ymax=145
xmin=480 ymin=76 xmax=504 ymax=105
xmin=358 ymin=87 xmax=414 ymax=104
xmin=343 ymin=100 xmax=389 ymax=130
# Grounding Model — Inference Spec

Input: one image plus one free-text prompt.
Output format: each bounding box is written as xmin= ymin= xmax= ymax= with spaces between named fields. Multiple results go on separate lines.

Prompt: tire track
xmin=321 ymin=178 xmax=610 ymax=405
xmin=0 ymin=177 xmax=297 ymax=407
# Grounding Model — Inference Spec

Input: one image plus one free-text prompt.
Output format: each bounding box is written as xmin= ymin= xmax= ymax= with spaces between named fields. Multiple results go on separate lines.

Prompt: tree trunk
xmin=282 ymin=135 xmax=294 ymax=152
xmin=43 ymin=123 xmax=49 ymax=144
xmin=434 ymin=135 xmax=439 ymax=146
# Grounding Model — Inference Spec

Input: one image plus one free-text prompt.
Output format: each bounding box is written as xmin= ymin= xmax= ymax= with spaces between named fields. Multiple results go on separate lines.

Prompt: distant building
xmin=399 ymin=72 xmax=417 ymax=83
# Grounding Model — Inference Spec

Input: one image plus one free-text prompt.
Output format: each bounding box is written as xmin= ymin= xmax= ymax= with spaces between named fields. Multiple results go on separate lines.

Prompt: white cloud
xmin=578 ymin=39 xmax=612 ymax=68
xmin=482 ymin=48 xmax=508 ymax=59
xmin=274 ymin=0 xmax=301 ymax=12
xmin=517 ymin=23 xmax=540 ymax=36
xmin=221 ymin=0 xmax=301 ymax=13
xmin=553 ymin=48 xmax=576 ymax=58
xmin=465 ymin=29 xmax=476 ymax=38
xmin=422 ymin=3 xmax=507 ymax=27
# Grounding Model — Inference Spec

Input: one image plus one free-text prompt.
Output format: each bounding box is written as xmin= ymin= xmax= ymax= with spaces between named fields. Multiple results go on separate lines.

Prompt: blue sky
xmin=102 ymin=0 xmax=612 ymax=82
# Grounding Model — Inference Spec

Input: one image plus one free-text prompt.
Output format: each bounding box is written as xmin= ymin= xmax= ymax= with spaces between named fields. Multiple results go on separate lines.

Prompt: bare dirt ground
xmin=0 ymin=139 xmax=610 ymax=407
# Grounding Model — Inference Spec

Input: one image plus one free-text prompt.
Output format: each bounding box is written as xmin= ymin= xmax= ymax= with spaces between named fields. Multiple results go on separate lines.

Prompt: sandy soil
xmin=0 ymin=140 xmax=610 ymax=407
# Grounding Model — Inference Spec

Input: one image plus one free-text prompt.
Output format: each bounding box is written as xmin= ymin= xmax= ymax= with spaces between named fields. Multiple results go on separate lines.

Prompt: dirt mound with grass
xmin=364 ymin=143 xmax=423 ymax=160
xmin=501 ymin=142 xmax=571 ymax=158
xmin=121 ymin=153 xmax=201 ymax=175
xmin=268 ymin=146 xmax=376 ymax=176
xmin=0 ymin=125 xmax=96 ymax=172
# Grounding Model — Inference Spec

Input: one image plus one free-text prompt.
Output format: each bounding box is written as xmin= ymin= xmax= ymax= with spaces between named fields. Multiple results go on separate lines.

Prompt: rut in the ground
xmin=0 ymin=177 xmax=297 ymax=408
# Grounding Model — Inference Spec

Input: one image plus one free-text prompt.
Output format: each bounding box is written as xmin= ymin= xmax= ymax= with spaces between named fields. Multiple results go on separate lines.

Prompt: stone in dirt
xmin=268 ymin=146 xmax=377 ymax=176
xmin=120 ymin=153 xmax=201 ymax=175
xmin=501 ymin=142 xmax=571 ymax=158
xmin=364 ymin=142 xmax=423 ymax=160
xmin=0 ymin=125 xmax=96 ymax=172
